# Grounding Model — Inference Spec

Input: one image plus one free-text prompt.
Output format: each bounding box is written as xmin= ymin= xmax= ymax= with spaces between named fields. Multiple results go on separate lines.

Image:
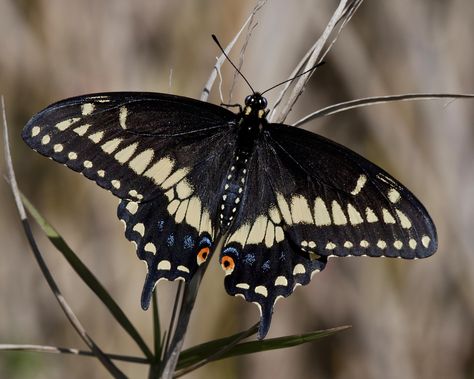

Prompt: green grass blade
xmin=21 ymin=194 xmax=153 ymax=361
xmin=177 ymin=325 xmax=349 ymax=371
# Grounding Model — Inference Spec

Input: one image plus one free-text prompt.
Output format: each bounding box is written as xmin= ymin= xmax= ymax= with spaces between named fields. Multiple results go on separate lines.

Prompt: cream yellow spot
xmin=157 ymin=260 xmax=171 ymax=270
xmin=83 ymin=160 xmax=93 ymax=168
xmin=175 ymin=199 xmax=189 ymax=223
xmin=247 ymin=215 xmax=268 ymax=244
xmin=41 ymin=135 xmax=50 ymax=145
xmin=388 ymin=188 xmax=401 ymax=203
xmin=53 ymin=144 xmax=63 ymax=153
xmin=97 ymin=170 xmax=105 ymax=177
xmin=114 ymin=142 xmax=138 ymax=163
xmin=293 ymin=264 xmax=306 ymax=275
xmin=396 ymin=209 xmax=412 ymax=229
xmin=360 ymin=240 xmax=369 ymax=248
xmin=421 ymin=235 xmax=431 ymax=248
xmin=144 ymin=242 xmax=156 ymax=254
xmin=161 ymin=168 xmax=190 ymax=190
xmin=55 ymin=117 xmax=80 ymax=131
xmin=377 ymin=240 xmax=387 ymax=249
xmin=177 ymin=265 xmax=190 ymax=273
xmin=314 ymin=197 xmax=331 ymax=226
xmin=101 ymin=138 xmax=123 ymax=154
xmin=393 ymin=240 xmax=403 ymax=250
xmin=132 ymin=223 xmax=145 ymax=237
xmin=409 ymin=239 xmax=417 ymax=249
xmin=351 ymin=175 xmax=367 ymax=195
xmin=326 ymin=242 xmax=336 ymax=250
xmin=88 ymin=131 xmax=104 ymax=144
xmin=129 ymin=149 xmax=154 ymax=174
xmin=365 ymin=207 xmax=379 ymax=223
xmin=274 ymin=276 xmax=288 ymax=286
xmin=119 ymin=106 xmax=128 ymax=129
xmin=185 ymin=196 xmax=202 ymax=230
xmin=199 ymin=210 xmax=213 ymax=236
xmin=81 ymin=103 xmax=95 ymax=115
xmin=331 ymin=201 xmax=347 ymax=225
xmin=347 ymin=204 xmax=363 ymax=225
xmin=236 ymin=283 xmax=250 ymax=290
xmin=125 ymin=201 xmax=139 ymax=215
xmin=31 ymin=126 xmax=41 ymax=137
xmin=268 ymin=206 xmax=281 ymax=224
xmin=382 ymin=209 xmax=396 ymax=224
xmin=111 ymin=180 xmax=121 ymax=189
xmin=144 ymin=157 xmax=175 ymax=186
xmin=176 ymin=179 xmax=194 ymax=199
xmin=167 ymin=199 xmax=180 ymax=215
xmin=73 ymin=124 xmax=91 ymax=136
xmin=290 ymin=195 xmax=313 ymax=224
xmin=164 ymin=189 xmax=174 ymax=202
xmin=276 ymin=193 xmax=293 ymax=225
xmin=227 ymin=223 xmax=251 ymax=246
xmin=68 ymin=152 xmax=77 ymax=160
xmin=264 ymin=221 xmax=275 ymax=248
xmin=254 ymin=286 xmax=268 ymax=297
xmin=274 ymin=226 xmax=284 ymax=243
xmin=344 ymin=241 xmax=353 ymax=248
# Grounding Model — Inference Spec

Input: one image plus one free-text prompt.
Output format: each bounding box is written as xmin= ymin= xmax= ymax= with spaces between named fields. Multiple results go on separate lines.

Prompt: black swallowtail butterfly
xmin=22 ymin=89 xmax=437 ymax=339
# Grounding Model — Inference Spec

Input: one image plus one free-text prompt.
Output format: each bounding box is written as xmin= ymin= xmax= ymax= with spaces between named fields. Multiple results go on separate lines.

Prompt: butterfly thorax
xmin=218 ymin=93 xmax=268 ymax=230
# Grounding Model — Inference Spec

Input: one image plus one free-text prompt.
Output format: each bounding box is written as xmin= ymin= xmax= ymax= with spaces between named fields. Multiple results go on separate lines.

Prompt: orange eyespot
xmin=196 ymin=246 xmax=210 ymax=266
xmin=220 ymin=255 xmax=235 ymax=275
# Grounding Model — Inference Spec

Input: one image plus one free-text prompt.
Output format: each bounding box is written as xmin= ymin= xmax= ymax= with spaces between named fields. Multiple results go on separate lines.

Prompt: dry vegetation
xmin=0 ymin=0 xmax=473 ymax=378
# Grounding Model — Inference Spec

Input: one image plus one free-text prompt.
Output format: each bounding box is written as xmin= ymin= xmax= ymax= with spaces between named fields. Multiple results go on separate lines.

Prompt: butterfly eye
xmin=220 ymin=255 xmax=235 ymax=275
xmin=244 ymin=95 xmax=253 ymax=106
xmin=259 ymin=97 xmax=268 ymax=109
xmin=196 ymin=246 xmax=210 ymax=266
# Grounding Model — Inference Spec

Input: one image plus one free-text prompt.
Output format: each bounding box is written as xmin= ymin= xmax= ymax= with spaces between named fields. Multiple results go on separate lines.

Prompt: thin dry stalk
xmin=270 ymin=0 xmax=364 ymax=123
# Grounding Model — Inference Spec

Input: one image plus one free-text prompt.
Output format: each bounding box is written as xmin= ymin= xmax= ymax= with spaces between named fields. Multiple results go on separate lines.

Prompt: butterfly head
xmin=244 ymin=93 xmax=268 ymax=119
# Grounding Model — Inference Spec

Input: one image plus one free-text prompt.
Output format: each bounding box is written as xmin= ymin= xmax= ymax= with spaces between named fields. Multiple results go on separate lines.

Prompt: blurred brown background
xmin=1 ymin=0 xmax=473 ymax=378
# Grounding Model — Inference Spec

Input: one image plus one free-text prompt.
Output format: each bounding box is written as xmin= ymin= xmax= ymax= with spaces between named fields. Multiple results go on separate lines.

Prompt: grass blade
xmin=177 ymin=325 xmax=349 ymax=372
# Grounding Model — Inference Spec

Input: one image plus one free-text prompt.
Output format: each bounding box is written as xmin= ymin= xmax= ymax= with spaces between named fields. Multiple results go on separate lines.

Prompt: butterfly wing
xmin=22 ymin=92 xmax=238 ymax=308
xmin=222 ymin=123 xmax=437 ymax=338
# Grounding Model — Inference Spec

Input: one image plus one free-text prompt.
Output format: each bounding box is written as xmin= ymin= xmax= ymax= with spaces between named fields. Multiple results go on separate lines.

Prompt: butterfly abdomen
xmin=218 ymin=106 xmax=267 ymax=230
xmin=219 ymin=151 xmax=250 ymax=229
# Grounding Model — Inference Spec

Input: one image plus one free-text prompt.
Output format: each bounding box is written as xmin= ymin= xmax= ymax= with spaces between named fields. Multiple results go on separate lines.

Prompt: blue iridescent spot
xmin=167 ymin=234 xmax=175 ymax=247
xmin=183 ymin=235 xmax=194 ymax=249
xmin=200 ymin=236 xmax=212 ymax=246
xmin=223 ymin=246 xmax=239 ymax=257
xmin=262 ymin=260 xmax=271 ymax=272
xmin=243 ymin=254 xmax=256 ymax=266
xmin=157 ymin=220 xmax=165 ymax=232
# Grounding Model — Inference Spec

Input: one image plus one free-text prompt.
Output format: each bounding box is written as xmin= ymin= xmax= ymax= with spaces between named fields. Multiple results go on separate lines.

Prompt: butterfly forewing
xmin=22 ymin=92 xmax=235 ymax=201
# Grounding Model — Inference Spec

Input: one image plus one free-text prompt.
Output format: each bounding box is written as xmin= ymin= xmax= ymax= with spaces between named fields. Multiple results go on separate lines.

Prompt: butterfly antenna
xmin=260 ymin=61 xmax=326 ymax=95
xmin=212 ymin=34 xmax=255 ymax=94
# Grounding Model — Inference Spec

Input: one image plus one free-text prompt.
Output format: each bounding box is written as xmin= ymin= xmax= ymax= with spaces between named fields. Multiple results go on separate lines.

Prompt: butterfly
xmin=22 ymin=90 xmax=437 ymax=339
